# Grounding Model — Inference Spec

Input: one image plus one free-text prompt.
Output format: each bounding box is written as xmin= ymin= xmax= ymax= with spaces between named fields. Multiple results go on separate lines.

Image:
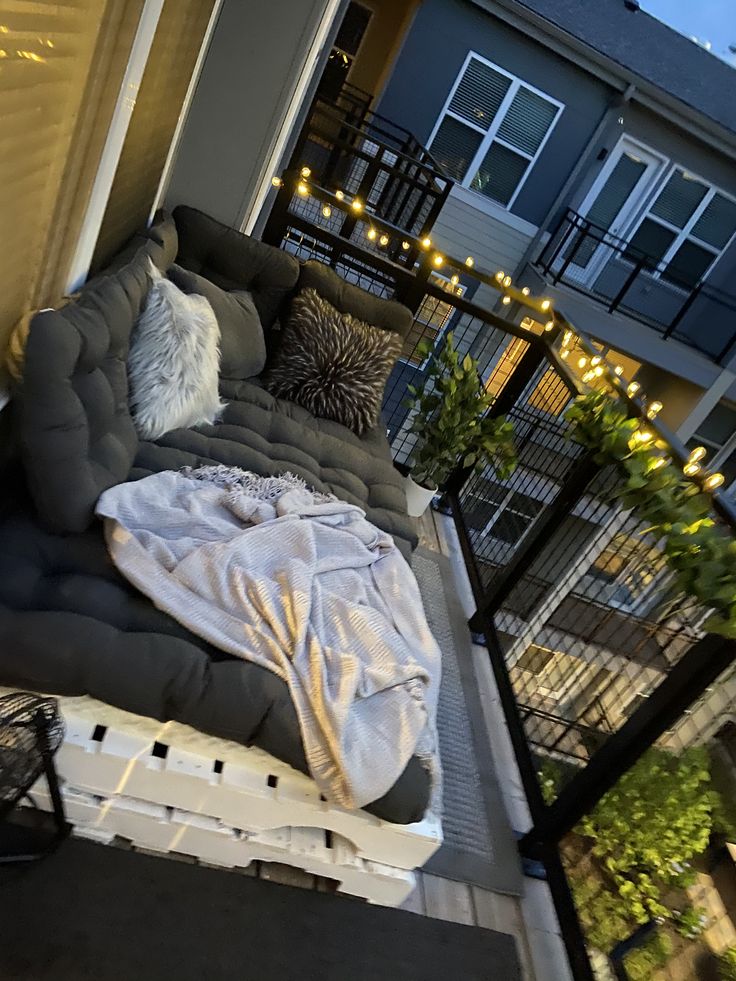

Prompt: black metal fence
xmin=536 ymin=209 xmax=736 ymax=365
xmin=262 ymin=181 xmax=736 ymax=981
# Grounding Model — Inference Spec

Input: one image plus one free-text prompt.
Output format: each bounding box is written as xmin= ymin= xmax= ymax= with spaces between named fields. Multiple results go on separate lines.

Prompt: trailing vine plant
xmin=565 ymin=390 xmax=736 ymax=638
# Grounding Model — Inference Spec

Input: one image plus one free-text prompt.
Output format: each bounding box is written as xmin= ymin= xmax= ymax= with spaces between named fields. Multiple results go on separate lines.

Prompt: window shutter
xmin=471 ymin=142 xmax=529 ymax=206
xmin=448 ymin=58 xmax=510 ymax=130
xmin=0 ymin=0 xmax=109 ymax=354
xmin=692 ymin=193 xmax=736 ymax=249
xmin=428 ymin=116 xmax=483 ymax=182
xmin=496 ymin=86 xmax=557 ymax=156
xmin=650 ymin=170 xmax=708 ymax=229
xmin=91 ymin=0 xmax=216 ymax=272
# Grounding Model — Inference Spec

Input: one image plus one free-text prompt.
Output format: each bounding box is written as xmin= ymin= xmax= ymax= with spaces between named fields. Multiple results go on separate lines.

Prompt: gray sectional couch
xmin=0 ymin=207 xmax=428 ymax=823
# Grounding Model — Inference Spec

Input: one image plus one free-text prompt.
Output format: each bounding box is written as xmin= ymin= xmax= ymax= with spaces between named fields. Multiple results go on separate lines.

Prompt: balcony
xmin=535 ymin=209 xmax=736 ymax=365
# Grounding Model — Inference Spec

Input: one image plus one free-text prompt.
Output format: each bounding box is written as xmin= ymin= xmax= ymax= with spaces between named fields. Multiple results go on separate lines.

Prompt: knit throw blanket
xmin=96 ymin=467 xmax=441 ymax=811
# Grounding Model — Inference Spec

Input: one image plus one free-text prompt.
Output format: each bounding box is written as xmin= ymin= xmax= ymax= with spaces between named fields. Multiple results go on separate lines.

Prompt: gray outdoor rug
xmin=412 ymin=548 xmax=523 ymax=896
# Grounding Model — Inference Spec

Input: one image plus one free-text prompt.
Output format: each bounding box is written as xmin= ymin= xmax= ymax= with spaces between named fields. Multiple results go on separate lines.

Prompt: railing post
xmin=519 ymin=632 xmax=736 ymax=854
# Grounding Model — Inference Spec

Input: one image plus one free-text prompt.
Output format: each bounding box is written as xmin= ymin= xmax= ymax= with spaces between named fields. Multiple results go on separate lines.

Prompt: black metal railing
xmin=536 ymin=209 xmax=736 ymax=365
xmin=263 ymin=95 xmax=452 ymax=250
xmin=262 ymin=187 xmax=736 ymax=981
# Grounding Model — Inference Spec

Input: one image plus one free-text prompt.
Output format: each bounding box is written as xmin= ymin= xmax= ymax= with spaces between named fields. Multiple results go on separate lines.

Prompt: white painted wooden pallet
xmin=22 ymin=700 xmax=442 ymax=906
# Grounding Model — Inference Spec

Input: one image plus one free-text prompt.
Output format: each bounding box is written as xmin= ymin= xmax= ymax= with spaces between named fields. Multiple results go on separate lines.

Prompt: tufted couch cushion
xmin=132 ymin=379 xmax=417 ymax=556
xmin=173 ymin=205 xmax=299 ymax=335
xmin=16 ymin=246 xmax=154 ymax=533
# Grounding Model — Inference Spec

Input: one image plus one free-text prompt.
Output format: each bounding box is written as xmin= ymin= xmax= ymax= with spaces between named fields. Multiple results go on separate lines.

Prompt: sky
xmin=643 ymin=0 xmax=736 ymax=63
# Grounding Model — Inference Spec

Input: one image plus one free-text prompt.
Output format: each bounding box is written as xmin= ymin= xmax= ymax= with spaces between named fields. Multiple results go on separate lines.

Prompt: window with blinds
xmin=91 ymin=0 xmax=217 ymax=271
xmin=625 ymin=168 xmax=736 ymax=289
xmin=0 ymin=0 xmax=109 ymax=356
xmin=428 ymin=53 xmax=563 ymax=208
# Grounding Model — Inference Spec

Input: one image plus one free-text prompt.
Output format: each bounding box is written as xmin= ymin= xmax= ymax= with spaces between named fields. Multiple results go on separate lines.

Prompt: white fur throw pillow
xmin=128 ymin=263 xmax=225 ymax=440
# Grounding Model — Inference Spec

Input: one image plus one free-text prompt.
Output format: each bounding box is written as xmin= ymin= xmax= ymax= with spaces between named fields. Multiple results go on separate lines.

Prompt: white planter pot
xmin=405 ymin=474 xmax=438 ymax=517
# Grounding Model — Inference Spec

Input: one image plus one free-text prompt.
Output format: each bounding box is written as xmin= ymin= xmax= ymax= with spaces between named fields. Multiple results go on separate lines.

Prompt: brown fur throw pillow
xmin=267 ymin=288 xmax=402 ymax=435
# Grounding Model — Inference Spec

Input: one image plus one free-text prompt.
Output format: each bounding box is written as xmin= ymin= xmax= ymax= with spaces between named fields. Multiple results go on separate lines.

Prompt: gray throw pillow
xmin=266 ymin=288 xmax=402 ymax=436
xmin=168 ymin=264 xmax=266 ymax=379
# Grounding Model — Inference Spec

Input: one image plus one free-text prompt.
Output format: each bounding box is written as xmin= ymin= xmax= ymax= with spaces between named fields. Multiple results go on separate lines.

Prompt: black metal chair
xmin=0 ymin=692 xmax=69 ymax=862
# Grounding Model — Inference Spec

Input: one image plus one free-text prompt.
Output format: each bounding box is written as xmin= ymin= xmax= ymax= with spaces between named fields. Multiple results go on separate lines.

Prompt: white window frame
xmin=621 ymin=164 xmax=736 ymax=290
xmin=427 ymin=51 xmax=564 ymax=211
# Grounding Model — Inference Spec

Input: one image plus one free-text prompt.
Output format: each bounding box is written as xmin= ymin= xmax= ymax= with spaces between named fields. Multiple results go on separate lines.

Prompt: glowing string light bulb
xmin=522 ymin=286 xmax=531 ymax=296
xmin=688 ymin=446 xmax=707 ymax=463
xmin=335 ymin=190 xmax=345 ymax=201
xmin=401 ymin=240 xmax=411 ymax=251
xmin=646 ymin=400 xmax=663 ymax=419
xmin=544 ymin=322 xmax=554 ymax=331
xmin=502 ymin=275 xmax=512 ymax=288
xmin=379 ymin=234 xmax=389 ymax=247
xmin=300 ymin=166 xmax=311 ymax=178
xmin=433 ymin=254 xmax=444 ymax=267
xmin=367 ymin=227 xmax=377 ymax=241
xmin=590 ymin=356 xmax=602 ymax=366
xmin=351 ymin=198 xmax=363 ymax=212
xmin=297 ymin=181 xmax=309 ymax=196
xmin=541 ymin=299 xmax=551 ymax=311
xmin=271 ymin=176 xmax=282 ymax=187
xmin=421 ymin=236 xmax=431 ymax=249
xmin=465 ymin=256 xmax=474 ymax=268
xmin=495 ymin=271 xmax=504 ymax=282
xmin=683 ymin=462 xmax=701 ymax=477
xmin=450 ymin=274 xmax=459 ymax=285
xmin=322 ymin=205 xmax=332 ymax=217
xmin=627 ymin=381 xmax=641 ymax=397
xmin=502 ymin=295 xmax=511 ymax=305
xmin=703 ymin=473 xmax=725 ymax=491
xmin=578 ymin=357 xmax=588 ymax=369
xmin=614 ymin=365 xmax=625 ymax=376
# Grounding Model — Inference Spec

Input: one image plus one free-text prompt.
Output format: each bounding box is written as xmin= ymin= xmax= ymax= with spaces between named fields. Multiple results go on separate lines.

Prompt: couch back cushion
xmin=173 ymin=206 xmax=299 ymax=333
xmin=297 ymin=260 xmax=413 ymax=339
xmin=17 ymin=247 xmax=153 ymax=532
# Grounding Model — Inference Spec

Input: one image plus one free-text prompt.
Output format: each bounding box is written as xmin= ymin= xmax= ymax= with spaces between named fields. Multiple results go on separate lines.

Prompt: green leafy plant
xmin=565 ymin=390 xmax=736 ymax=638
xmin=579 ymin=747 xmax=716 ymax=926
xmin=404 ymin=333 xmax=517 ymax=489
xmin=623 ymin=930 xmax=673 ymax=981
xmin=718 ymin=946 xmax=736 ymax=981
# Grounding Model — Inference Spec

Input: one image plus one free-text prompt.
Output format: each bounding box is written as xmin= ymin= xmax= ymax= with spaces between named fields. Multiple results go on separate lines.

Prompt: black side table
xmin=0 ymin=692 xmax=69 ymax=862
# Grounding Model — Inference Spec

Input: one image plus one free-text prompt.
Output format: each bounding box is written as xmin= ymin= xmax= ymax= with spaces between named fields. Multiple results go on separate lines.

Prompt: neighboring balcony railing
xmin=536 ymin=209 xmax=736 ymax=365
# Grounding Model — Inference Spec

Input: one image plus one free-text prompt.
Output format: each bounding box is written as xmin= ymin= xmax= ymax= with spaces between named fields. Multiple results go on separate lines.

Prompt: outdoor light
xmin=545 ymin=321 xmax=554 ymax=331
xmin=562 ymin=330 xmax=573 ymax=347
xmin=297 ymin=181 xmax=308 ymax=196
xmin=322 ymin=205 xmax=332 ymax=217
xmin=582 ymin=370 xmax=596 ymax=383
xmin=450 ymin=274 xmax=460 ymax=285
xmin=300 ymin=166 xmax=311 ymax=178
xmin=351 ymin=198 xmax=363 ymax=211
xmin=649 ymin=457 xmax=667 ymax=470
xmin=379 ymin=234 xmax=389 ymax=246
xmin=561 ymin=349 xmax=570 ymax=360
xmin=591 ymin=356 xmax=602 ymax=366
xmin=614 ymin=365 xmax=625 ymax=376
xmin=271 ymin=176 xmax=282 ymax=187
xmin=335 ymin=190 xmax=345 ymax=200
xmin=495 ymin=271 xmax=504 ymax=282
xmin=688 ymin=446 xmax=707 ymax=463
xmin=627 ymin=381 xmax=641 ymax=397
xmin=421 ymin=236 xmax=432 ymax=249
xmin=502 ymin=295 xmax=511 ymax=305
xmin=646 ymin=400 xmax=663 ymax=419
xmin=367 ymin=228 xmax=377 ymax=241
xmin=541 ymin=299 xmax=551 ymax=311
xmin=433 ymin=254 xmax=444 ymax=267
xmin=703 ymin=472 xmax=725 ymax=491
xmin=503 ymin=275 xmax=512 ymax=287
xmin=522 ymin=286 xmax=531 ymax=296
xmin=632 ymin=430 xmax=653 ymax=444
xmin=578 ymin=357 xmax=588 ymax=368
xmin=594 ymin=365 xmax=604 ymax=377
xmin=401 ymin=240 xmax=410 ymax=251
xmin=683 ymin=462 xmax=701 ymax=477
xmin=465 ymin=256 xmax=474 ymax=267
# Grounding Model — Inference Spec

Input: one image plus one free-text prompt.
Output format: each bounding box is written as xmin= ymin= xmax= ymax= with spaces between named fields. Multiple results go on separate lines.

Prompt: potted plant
xmin=403 ymin=333 xmax=517 ymax=517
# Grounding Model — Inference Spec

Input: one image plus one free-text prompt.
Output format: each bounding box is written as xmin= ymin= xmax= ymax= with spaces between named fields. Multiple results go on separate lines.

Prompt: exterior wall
xmin=165 ymin=0 xmax=336 ymax=229
xmin=347 ymin=0 xmax=420 ymax=100
xmin=376 ymin=0 xmax=613 ymax=227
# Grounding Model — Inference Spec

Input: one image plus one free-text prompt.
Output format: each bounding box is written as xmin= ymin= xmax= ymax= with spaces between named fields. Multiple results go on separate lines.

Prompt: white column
xmin=676 ymin=367 xmax=736 ymax=443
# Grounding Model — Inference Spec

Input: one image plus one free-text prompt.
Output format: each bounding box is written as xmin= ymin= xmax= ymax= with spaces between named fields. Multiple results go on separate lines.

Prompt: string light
xmin=433 ymin=254 xmax=444 ymax=267
xmin=300 ymin=166 xmax=311 ymax=178
xmin=703 ymin=473 xmax=725 ymax=491
xmin=688 ymin=446 xmax=707 ymax=463
xmin=335 ymin=190 xmax=345 ymax=200
xmin=322 ymin=205 xmax=332 ymax=217
xmin=502 ymin=275 xmax=512 ymax=288
xmin=614 ymin=365 xmax=625 ymax=376
xmin=578 ymin=357 xmax=588 ymax=369
xmin=646 ymin=400 xmax=663 ymax=419
xmin=297 ymin=181 xmax=308 ymax=196
xmin=590 ymin=356 xmax=602 ymax=366
xmin=562 ymin=330 xmax=573 ymax=347
xmin=367 ymin=228 xmax=377 ymax=241
xmin=401 ymin=240 xmax=410 ymax=251
xmin=465 ymin=257 xmax=474 ymax=268
xmin=582 ymin=370 xmax=596 ymax=383
xmin=495 ymin=271 xmax=505 ymax=282
xmin=541 ymin=299 xmax=551 ymax=311
xmin=502 ymin=295 xmax=511 ymax=305
xmin=351 ymin=198 xmax=363 ymax=212
xmin=561 ymin=349 xmax=570 ymax=360
xmin=594 ymin=365 xmax=604 ymax=377
xmin=627 ymin=381 xmax=641 ymax=397
xmin=544 ymin=321 xmax=554 ymax=331
xmin=649 ymin=457 xmax=667 ymax=471
xmin=522 ymin=287 xmax=531 ymax=296
xmin=421 ymin=236 xmax=432 ymax=249
xmin=683 ymin=462 xmax=701 ymax=477
xmin=633 ymin=430 xmax=653 ymax=444
xmin=271 ymin=176 xmax=282 ymax=187
xmin=379 ymin=234 xmax=390 ymax=247
xmin=450 ymin=274 xmax=460 ymax=285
